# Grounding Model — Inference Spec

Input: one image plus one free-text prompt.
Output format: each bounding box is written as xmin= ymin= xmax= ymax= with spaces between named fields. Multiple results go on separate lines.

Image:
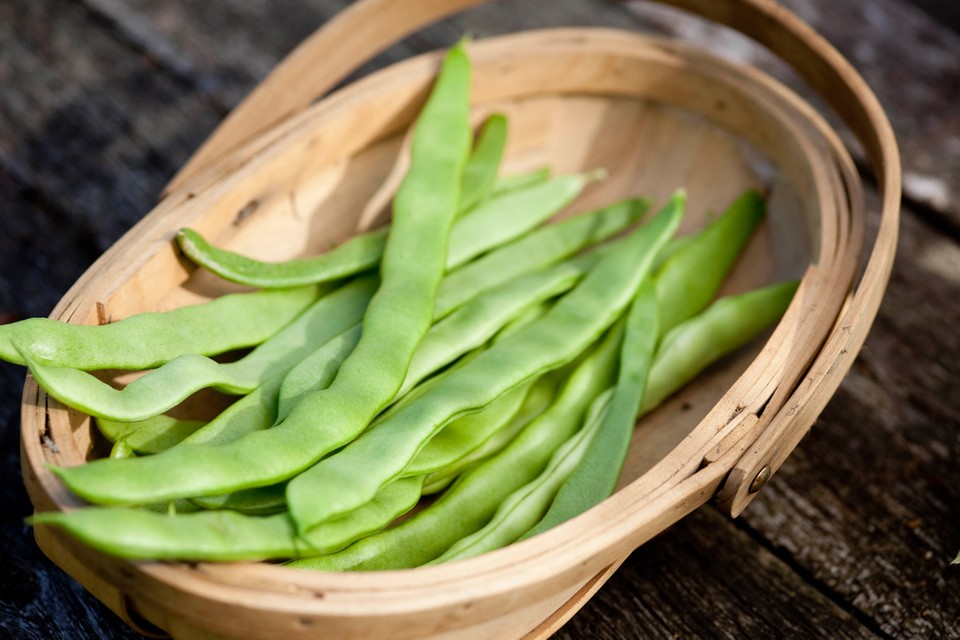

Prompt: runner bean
xmin=492 ymin=167 xmax=550 ymax=195
xmin=521 ymin=279 xmax=798 ymax=540
xmin=521 ymin=280 xmax=658 ymax=538
xmin=285 ymin=194 xmax=682 ymax=534
xmin=431 ymin=385 xmax=615 ymax=564
xmin=51 ymin=42 xmax=473 ymax=506
xmin=434 ymin=198 xmax=647 ymax=317
xmin=288 ymin=322 xmax=623 ymax=570
xmin=174 ymin=116 xmax=504 ymax=290
xmin=0 ymin=285 xmax=321 ymax=369
xmin=459 ymin=114 xmax=507 ymax=212
xmin=654 ymin=189 xmax=764 ymax=335
xmin=420 ymin=373 xmax=559 ymax=494
xmin=640 ymin=280 xmax=799 ymax=413
xmin=396 ymin=261 xmax=582 ymax=398
xmin=19 ymin=277 xmax=376 ymax=422
xmin=445 ymin=171 xmax=599 ymax=269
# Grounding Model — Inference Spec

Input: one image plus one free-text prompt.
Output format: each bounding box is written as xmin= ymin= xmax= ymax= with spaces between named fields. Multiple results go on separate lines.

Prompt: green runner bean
xmin=521 ymin=280 xmax=798 ymax=541
xmin=521 ymin=280 xmax=658 ymax=539
xmin=396 ymin=261 xmax=582 ymax=398
xmin=640 ymin=280 xmax=799 ymax=413
xmin=19 ymin=277 xmax=377 ymax=422
xmin=654 ymin=189 xmax=764 ymax=335
xmin=285 ymin=194 xmax=682 ymax=534
xmin=492 ymin=167 xmax=550 ymax=195
xmin=0 ymin=285 xmax=321 ymax=369
xmin=431 ymin=385 xmax=615 ymax=564
xmin=459 ymin=114 xmax=507 ymax=213
xmin=174 ymin=116 xmax=504 ymax=290
xmin=51 ymin=42 xmax=473 ymax=506
xmin=420 ymin=372 xmax=559 ymax=493
xmin=288 ymin=323 xmax=623 ymax=570
xmin=444 ymin=171 xmax=599 ymax=270
xmin=434 ymin=198 xmax=648 ymax=317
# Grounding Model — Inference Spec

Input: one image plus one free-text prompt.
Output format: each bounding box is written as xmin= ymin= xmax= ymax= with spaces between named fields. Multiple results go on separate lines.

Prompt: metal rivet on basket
xmin=749 ymin=466 xmax=771 ymax=494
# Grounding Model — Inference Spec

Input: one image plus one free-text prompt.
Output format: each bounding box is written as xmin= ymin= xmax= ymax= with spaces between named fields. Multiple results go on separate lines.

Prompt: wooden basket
xmin=20 ymin=1 xmax=900 ymax=638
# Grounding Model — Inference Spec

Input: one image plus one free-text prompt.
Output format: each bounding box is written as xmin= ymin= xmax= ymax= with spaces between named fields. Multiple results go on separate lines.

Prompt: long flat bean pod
xmin=434 ymin=198 xmax=648 ymax=317
xmin=432 ymin=385 xmax=615 ymax=564
xmin=444 ymin=172 xmax=598 ymax=270
xmin=459 ymin=114 xmax=507 ymax=213
xmin=396 ymin=261 xmax=582 ymax=398
xmin=403 ymin=380 xmax=534 ymax=477
xmin=31 ymin=509 xmax=306 ymax=562
xmin=171 ymin=114 xmax=503 ymax=291
xmin=51 ymin=43 xmax=473 ymax=506
xmin=288 ymin=323 xmax=623 ymax=570
xmin=640 ymin=280 xmax=799 ymax=413
xmin=521 ymin=280 xmax=658 ymax=538
xmin=521 ymin=280 xmax=798 ymax=540
xmin=185 ymin=323 xmax=363 ymax=449
xmin=31 ymin=472 xmax=423 ymax=562
xmin=512 ymin=194 xmax=766 ymax=533
xmin=0 ymin=285 xmax=321 ymax=369
xmin=653 ymin=189 xmax=764 ymax=335
xmin=208 ymin=294 xmax=542 ymax=516
xmin=492 ymin=167 xmax=550 ymax=195
xmin=285 ymin=195 xmax=682 ymax=534
xmin=19 ymin=277 xmax=377 ymax=422
xmin=420 ymin=373 xmax=559 ymax=494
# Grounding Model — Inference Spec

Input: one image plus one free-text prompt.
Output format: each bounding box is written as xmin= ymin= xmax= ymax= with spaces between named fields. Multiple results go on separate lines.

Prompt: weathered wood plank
xmin=90 ymin=0 xmax=960 ymax=227
xmin=0 ymin=179 xmax=140 ymax=639
xmin=559 ymin=507 xmax=881 ymax=639
xmin=733 ymin=196 xmax=960 ymax=638
xmin=623 ymin=0 xmax=960 ymax=227
xmin=0 ymin=0 xmax=223 ymax=250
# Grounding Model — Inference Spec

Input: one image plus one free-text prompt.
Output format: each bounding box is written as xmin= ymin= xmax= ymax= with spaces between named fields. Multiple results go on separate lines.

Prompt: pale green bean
xmin=285 ymin=194 xmax=682 ymax=534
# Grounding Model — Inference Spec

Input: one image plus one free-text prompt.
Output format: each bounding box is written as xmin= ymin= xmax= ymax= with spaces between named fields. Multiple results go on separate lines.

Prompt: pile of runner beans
xmin=4 ymin=43 xmax=798 ymax=569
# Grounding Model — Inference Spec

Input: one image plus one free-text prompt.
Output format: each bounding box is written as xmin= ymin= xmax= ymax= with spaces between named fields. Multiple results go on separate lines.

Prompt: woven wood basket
xmin=20 ymin=0 xmax=900 ymax=638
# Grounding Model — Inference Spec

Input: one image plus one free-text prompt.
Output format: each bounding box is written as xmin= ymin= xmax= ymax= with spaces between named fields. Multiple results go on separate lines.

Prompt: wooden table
xmin=1 ymin=1 xmax=957 ymax=637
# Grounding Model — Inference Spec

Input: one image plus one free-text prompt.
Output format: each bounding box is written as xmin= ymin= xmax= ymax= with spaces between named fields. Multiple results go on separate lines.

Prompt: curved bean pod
xmin=445 ymin=171 xmax=599 ymax=269
xmin=521 ymin=280 xmax=658 ymax=539
xmin=31 ymin=473 xmax=424 ymax=562
xmin=434 ymin=198 xmax=648 ymax=318
xmin=176 ymin=227 xmax=389 ymax=290
xmin=288 ymin=322 xmax=624 ymax=570
xmin=403 ymin=380 xmax=534 ymax=477
xmin=51 ymin=42 xmax=473 ymax=506
xmin=396 ymin=261 xmax=582 ymax=398
xmin=432 ymin=385 xmax=615 ymax=564
xmin=0 ymin=285 xmax=321 ymax=369
xmin=184 ymin=323 xmax=364 ymax=451
xmin=285 ymin=194 xmax=682 ymax=534
xmin=31 ymin=509 xmax=307 ymax=562
xmin=654 ymin=189 xmax=764 ymax=335
xmin=521 ymin=280 xmax=798 ymax=540
xmin=492 ymin=167 xmax=550 ymax=195
xmin=97 ymin=414 xmax=205 ymax=455
xmin=515 ymin=194 xmax=766 ymax=534
xmin=420 ymin=372 xmax=559 ymax=494
xmin=640 ymin=280 xmax=799 ymax=413
xmin=20 ymin=277 xmax=377 ymax=422
xmin=173 ymin=116 xmax=502 ymax=291
xmin=459 ymin=114 xmax=507 ymax=213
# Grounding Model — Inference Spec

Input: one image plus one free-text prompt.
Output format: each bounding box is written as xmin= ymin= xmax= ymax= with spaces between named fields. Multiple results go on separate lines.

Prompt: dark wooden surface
xmin=1 ymin=1 xmax=958 ymax=638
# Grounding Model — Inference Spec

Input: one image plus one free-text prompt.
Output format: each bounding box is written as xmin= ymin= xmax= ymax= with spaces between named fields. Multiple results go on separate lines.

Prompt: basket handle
xmin=165 ymin=0 xmax=900 ymax=515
